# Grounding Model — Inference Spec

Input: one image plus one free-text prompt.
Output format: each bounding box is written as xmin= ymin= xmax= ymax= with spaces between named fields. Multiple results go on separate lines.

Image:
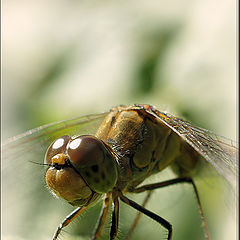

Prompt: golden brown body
xmin=96 ymin=105 xmax=200 ymax=192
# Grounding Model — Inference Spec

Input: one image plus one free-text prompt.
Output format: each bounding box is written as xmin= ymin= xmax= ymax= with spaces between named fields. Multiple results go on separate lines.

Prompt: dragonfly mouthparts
xmin=51 ymin=158 xmax=71 ymax=170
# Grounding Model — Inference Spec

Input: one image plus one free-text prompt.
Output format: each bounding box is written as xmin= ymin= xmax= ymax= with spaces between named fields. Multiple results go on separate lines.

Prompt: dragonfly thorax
xmin=95 ymin=106 xmax=198 ymax=191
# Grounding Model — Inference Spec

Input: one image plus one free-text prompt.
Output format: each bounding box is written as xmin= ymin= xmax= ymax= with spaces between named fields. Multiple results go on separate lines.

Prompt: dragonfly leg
xmin=124 ymin=191 xmax=152 ymax=240
xmin=91 ymin=193 xmax=111 ymax=240
xmin=110 ymin=191 xmax=120 ymax=240
xmin=52 ymin=206 xmax=87 ymax=240
xmin=119 ymin=192 xmax=172 ymax=240
xmin=132 ymin=177 xmax=210 ymax=240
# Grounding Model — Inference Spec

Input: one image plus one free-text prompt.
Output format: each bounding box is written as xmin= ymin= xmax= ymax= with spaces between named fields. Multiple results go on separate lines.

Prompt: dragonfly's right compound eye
xmin=45 ymin=135 xmax=71 ymax=164
xmin=67 ymin=135 xmax=118 ymax=194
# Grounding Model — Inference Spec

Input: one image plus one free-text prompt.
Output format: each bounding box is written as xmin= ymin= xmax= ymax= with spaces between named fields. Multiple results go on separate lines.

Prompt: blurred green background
xmin=2 ymin=1 xmax=237 ymax=240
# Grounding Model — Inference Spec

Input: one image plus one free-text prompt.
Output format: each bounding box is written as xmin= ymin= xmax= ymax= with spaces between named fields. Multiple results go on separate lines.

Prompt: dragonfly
xmin=2 ymin=104 xmax=237 ymax=240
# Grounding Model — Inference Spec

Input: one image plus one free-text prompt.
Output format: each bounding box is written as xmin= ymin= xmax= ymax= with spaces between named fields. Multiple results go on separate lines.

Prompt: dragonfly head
xmin=45 ymin=135 xmax=118 ymax=206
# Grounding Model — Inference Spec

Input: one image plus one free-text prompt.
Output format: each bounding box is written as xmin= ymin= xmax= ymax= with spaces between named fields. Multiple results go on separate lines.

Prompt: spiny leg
xmin=132 ymin=176 xmax=210 ymax=240
xmin=110 ymin=192 xmax=120 ymax=240
xmin=124 ymin=191 xmax=152 ymax=240
xmin=91 ymin=193 xmax=111 ymax=240
xmin=52 ymin=206 xmax=87 ymax=240
xmin=119 ymin=192 xmax=172 ymax=240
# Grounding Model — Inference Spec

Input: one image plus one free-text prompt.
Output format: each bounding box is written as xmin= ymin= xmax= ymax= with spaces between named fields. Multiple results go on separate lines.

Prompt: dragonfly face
xmin=45 ymin=134 xmax=118 ymax=206
xmin=2 ymin=104 xmax=237 ymax=240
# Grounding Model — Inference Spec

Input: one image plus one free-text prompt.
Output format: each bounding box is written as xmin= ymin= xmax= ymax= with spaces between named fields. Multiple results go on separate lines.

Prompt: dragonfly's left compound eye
xmin=67 ymin=135 xmax=118 ymax=194
xmin=45 ymin=135 xmax=71 ymax=164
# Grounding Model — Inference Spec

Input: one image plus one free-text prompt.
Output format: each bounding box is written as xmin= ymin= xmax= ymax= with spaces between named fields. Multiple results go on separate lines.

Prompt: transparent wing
xmin=3 ymin=112 xmax=108 ymax=164
xmin=149 ymin=108 xmax=238 ymax=187
xmin=148 ymin=107 xmax=237 ymax=239
xmin=2 ymin=112 xmax=108 ymax=240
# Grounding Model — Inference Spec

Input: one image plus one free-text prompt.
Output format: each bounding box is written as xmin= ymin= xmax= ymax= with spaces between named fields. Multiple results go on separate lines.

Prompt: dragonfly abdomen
xmin=170 ymin=141 xmax=201 ymax=177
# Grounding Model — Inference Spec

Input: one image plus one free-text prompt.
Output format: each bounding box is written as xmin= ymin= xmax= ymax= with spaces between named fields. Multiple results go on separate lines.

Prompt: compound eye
xmin=45 ymin=135 xmax=71 ymax=164
xmin=67 ymin=135 xmax=118 ymax=194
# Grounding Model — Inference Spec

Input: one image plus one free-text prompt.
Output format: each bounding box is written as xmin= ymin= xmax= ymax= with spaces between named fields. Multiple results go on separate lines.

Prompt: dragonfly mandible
xmin=2 ymin=104 xmax=237 ymax=240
